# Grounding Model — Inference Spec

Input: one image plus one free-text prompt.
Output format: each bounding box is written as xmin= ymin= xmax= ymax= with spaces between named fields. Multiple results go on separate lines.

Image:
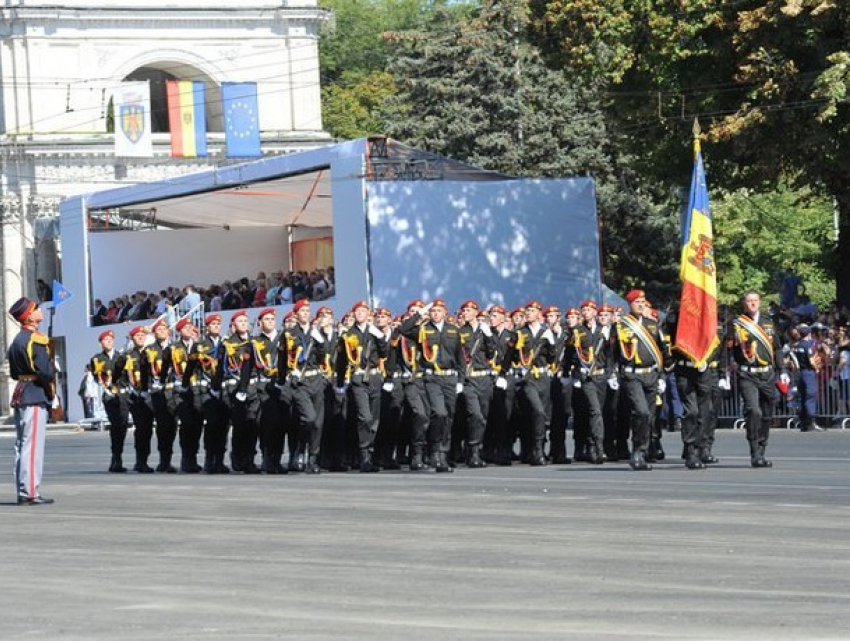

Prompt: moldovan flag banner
xmin=166 ymin=80 xmax=208 ymax=158
xmin=222 ymin=82 xmax=261 ymax=158
xmin=674 ymin=136 xmax=720 ymax=367
xmin=113 ymin=81 xmax=153 ymax=158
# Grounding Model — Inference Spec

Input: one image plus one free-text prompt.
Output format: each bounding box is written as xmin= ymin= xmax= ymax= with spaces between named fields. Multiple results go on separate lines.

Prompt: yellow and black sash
xmin=733 ymin=315 xmax=774 ymax=364
xmin=620 ymin=315 xmax=662 ymax=368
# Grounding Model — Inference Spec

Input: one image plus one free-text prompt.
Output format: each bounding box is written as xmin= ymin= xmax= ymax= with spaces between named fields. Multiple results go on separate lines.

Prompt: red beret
xmin=580 ymin=299 xmax=597 ymax=309
xmin=376 ymin=307 xmax=392 ymax=317
xmin=351 ymin=300 xmax=369 ymax=313
xmin=258 ymin=307 xmax=276 ymax=320
xmin=175 ymin=317 xmax=192 ymax=332
xmin=283 ymin=311 xmax=294 ymax=321
xmin=432 ymin=298 xmax=447 ymax=309
xmin=599 ymin=304 xmax=614 ymax=313
xmin=489 ymin=305 xmax=507 ymax=315
xmin=511 ymin=307 xmax=525 ymax=317
xmin=128 ymin=326 xmax=147 ymax=338
xmin=625 ymin=289 xmax=645 ymax=304
xmin=152 ymin=318 xmax=168 ymax=332
xmin=543 ymin=305 xmax=560 ymax=316
xmin=525 ymin=300 xmax=542 ymax=311
xmin=231 ymin=310 xmax=248 ymax=322
xmin=292 ymin=299 xmax=309 ymax=313
xmin=205 ymin=313 xmax=221 ymax=325
xmin=460 ymin=300 xmax=479 ymax=311
xmin=8 ymin=297 xmax=37 ymax=323
xmin=565 ymin=307 xmax=581 ymax=317
xmin=98 ymin=330 xmax=115 ymax=342
xmin=407 ymin=299 xmax=425 ymax=310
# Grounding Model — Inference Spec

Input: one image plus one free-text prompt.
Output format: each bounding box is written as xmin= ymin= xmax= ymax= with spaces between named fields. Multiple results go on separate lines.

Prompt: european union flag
xmin=52 ymin=280 xmax=73 ymax=307
xmin=222 ymin=82 xmax=261 ymax=158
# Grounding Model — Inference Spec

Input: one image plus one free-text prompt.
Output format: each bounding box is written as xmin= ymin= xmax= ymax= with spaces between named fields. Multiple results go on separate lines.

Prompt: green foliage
xmin=712 ymin=185 xmax=835 ymax=307
xmin=321 ymin=71 xmax=397 ymax=139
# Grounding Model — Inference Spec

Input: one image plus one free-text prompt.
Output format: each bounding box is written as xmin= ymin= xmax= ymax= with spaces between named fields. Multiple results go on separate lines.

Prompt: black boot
xmin=750 ymin=442 xmax=772 ymax=468
xmin=435 ymin=451 xmax=453 ymax=473
xmin=466 ymin=444 xmax=487 ymax=468
xmin=306 ymin=454 xmax=321 ymax=474
xmin=530 ymin=444 xmax=548 ymax=466
xmin=215 ymin=453 xmax=231 ymax=474
xmin=134 ymin=454 xmax=154 ymax=473
xmin=647 ymin=438 xmax=665 ymax=462
xmin=699 ymin=446 xmax=719 ymax=465
xmin=181 ymin=456 xmax=201 ymax=473
xmin=684 ymin=444 xmax=706 ymax=470
xmin=262 ymin=453 xmax=278 ymax=474
xmin=288 ymin=453 xmax=306 ymax=473
xmin=109 ymin=454 xmax=127 ymax=473
xmin=409 ymin=445 xmax=427 ymax=471
xmin=589 ymin=442 xmax=604 ymax=465
xmin=359 ymin=449 xmax=379 ymax=473
xmin=156 ymin=454 xmax=177 ymax=473
xmin=203 ymin=453 xmax=216 ymax=474
xmin=629 ymin=449 xmax=652 ymax=471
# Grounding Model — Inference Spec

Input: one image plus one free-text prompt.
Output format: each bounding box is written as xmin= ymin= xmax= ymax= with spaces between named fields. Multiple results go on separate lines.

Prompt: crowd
xmin=90 ymin=267 xmax=335 ymax=326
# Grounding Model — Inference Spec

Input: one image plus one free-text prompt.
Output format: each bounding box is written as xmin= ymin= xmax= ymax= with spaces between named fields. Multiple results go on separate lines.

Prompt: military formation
xmin=81 ymin=288 xmax=788 ymax=477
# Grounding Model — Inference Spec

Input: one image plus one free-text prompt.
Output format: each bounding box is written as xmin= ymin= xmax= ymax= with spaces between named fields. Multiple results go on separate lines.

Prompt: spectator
xmin=179 ymin=284 xmax=201 ymax=314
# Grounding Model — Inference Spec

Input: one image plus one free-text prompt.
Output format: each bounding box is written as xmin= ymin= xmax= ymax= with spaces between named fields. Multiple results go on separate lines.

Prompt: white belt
xmin=622 ymin=366 xmax=656 ymax=374
xmin=740 ymin=365 xmax=771 ymax=373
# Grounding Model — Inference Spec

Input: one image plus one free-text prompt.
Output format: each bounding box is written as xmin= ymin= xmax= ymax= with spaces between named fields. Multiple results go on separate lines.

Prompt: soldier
xmin=280 ymin=299 xmax=327 ymax=474
xmin=793 ymin=324 xmax=827 ymax=432
xmin=566 ymin=299 xmax=613 ymax=464
xmin=335 ymin=300 xmax=388 ymax=473
xmin=598 ymin=304 xmax=627 ymax=461
xmin=726 ymin=290 xmax=788 ymax=467
xmin=144 ymin=318 xmax=178 ymax=473
xmin=546 ymin=305 xmax=571 ymax=464
xmin=486 ymin=305 xmax=516 ymax=466
xmin=221 ymin=310 xmax=261 ymax=473
xmin=8 ymin=297 xmax=56 ymax=505
xmin=400 ymin=299 xmax=464 ymax=473
xmin=315 ymin=306 xmax=348 ymax=471
xmin=119 ymin=325 xmax=155 ymax=473
xmin=642 ymin=300 xmax=668 ymax=463
xmin=253 ymin=307 xmax=287 ymax=473
xmin=374 ymin=306 xmax=404 ymax=470
xmin=91 ymin=329 xmax=130 ymax=473
xmin=458 ymin=300 xmax=496 ymax=468
xmin=512 ymin=300 xmax=557 ymax=466
xmin=613 ymin=289 xmax=672 ymax=471
xmin=183 ymin=313 xmax=230 ymax=473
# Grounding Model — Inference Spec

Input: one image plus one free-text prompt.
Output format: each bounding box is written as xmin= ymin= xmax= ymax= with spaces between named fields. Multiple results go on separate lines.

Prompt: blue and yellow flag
xmin=674 ymin=135 xmax=719 ymax=366
xmin=166 ymin=80 xmax=208 ymax=158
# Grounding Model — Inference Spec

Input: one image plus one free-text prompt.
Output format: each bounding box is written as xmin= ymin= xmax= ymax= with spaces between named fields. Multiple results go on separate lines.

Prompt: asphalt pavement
xmin=2 ymin=427 xmax=850 ymax=640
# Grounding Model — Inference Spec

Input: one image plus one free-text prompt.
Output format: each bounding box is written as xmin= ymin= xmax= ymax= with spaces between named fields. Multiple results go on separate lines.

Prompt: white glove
xmin=150 ymin=381 xmax=163 ymax=392
xmin=139 ymin=391 xmax=149 ymax=400
xmin=334 ymin=386 xmax=347 ymax=395
xmin=289 ymin=370 xmax=302 ymax=381
xmin=657 ymin=379 xmax=667 ymax=395
xmin=479 ymin=323 xmax=492 ymax=338
xmin=718 ymin=376 xmax=731 ymax=391
xmin=103 ymin=388 xmax=115 ymax=399
xmin=607 ymin=376 xmax=619 ymax=391
xmin=310 ymin=328 xmax=325 ymax=343
xmin=419 ymin=302 xmax=433 ymax=317
xmin=179 ymin=386 xmax=190 ymax=395
xmin=210 ymin=388 xmax=221 ymax=399
xmin=779 ymin=373 xmax=791 ymax=385
xmin=456 ymin=382 xmax=464 ymax=394
xmin=382 ymin=382 xmax=394 ymax=392
xmin=368 ymin=324 xmax=384 ymax=339
xmin=698 ymin=363 xmax=708 ymax=373
xmin=235 ymin=391 xmax=247 ymax=402
xmin=495 ymin=376 xmax=508 ymax=390
xmin=559 ymin=377 xmax=571 ymax=386
xmin=274 ymin=383 xmax=286 ymax=393
xmin=573 ymin=379 xmax=582 ymax=389
xmin=51 ymin=396 xmax=60 ymax=410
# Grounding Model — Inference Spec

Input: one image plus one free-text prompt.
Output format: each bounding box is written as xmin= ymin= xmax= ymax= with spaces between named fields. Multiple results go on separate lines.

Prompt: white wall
xmin=89 ymin=226 xmax=290 ymax=301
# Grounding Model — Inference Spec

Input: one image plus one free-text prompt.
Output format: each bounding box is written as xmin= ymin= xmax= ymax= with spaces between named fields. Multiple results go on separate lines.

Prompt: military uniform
xmin=252 ymin=309 xmax=287 ymax=473
xmin=143 ymin=319 xmax=179 ymax=473
xmin=458 ymin=301 xmax=496 ymax=468
xmin=486 ymin=307 xmax=517 ymax=466
xmin=8 ymin=297 xmax=55 ymax=505
xmin=117 ymin=326 xmax=155 ymax=473
xmin=221 ymin=311 xmax=261 ymax=473
xmin=793 ymin=327 xmax=826 ymax=432
xmin=91 ymin=330 xmax=130 ymax=473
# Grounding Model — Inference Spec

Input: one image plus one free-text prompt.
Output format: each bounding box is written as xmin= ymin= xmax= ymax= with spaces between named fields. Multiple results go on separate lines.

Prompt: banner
xmin=674 ymin=134 xmax=720 ymax=366
xmin=222 ymin=82 xmax=261 ymax=157
xmin=166 ymin=80 xmax=207 ymax=158
xmin=52 ymin=280 xmax=73 ymax=308
xmin=113 ymin=81 xmax=153 ymax=157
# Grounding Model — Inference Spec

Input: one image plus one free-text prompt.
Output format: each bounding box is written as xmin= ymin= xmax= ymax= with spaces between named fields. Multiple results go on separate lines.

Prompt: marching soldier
xmin=222 ymin=310 xmax=261 ymax=473
xmin=486 ymin=305 xmax=516 ymax=466
xmin=162 ymin=317 xmax=204 ymax=473
xmin=726 ymin=290 xmax=788 ymax=467
xmin=613 ymin=290 xmax=672 ymax=471
xmin=119 ymin=326 xmax=155 ymax=473
xmin=91 ymin=329 xmax=130 ymax=473
xmin=565 ymin=299 xmax=613 ymax=464
xmin=315 ymin=306 xmax=349 ymax=471
xmin=400 ymin=299 xmax=464 ymax=473
xmin=335 ymin=300 xmax=388 ymax=473
xmin=8 ymin=297 xmax=56 ymax=505
xmin=546 ymin=305 xmax=572 ymax=464
xmin=512 ymin=300 xmax=557 ymax=466
xmin=375 ymin=307 xmax=404 ymax=470
xmin=253 ymin=308 xmax=287 ymax=473
xmin=280 ymin=299 xmax=327 ymax=474
xmin=458 ymin=300 xmax=496 ymax=468
xmin=145 ymin=318 xmax=178 ymax=473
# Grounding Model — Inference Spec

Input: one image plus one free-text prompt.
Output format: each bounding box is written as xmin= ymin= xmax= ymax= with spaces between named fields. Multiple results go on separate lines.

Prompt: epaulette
xmin=31 ymin=332 xmax=49 ymax=346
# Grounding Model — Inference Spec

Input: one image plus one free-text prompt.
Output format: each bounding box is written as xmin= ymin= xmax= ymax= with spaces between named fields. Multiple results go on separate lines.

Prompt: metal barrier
xmin=718 ymin=364 xmax=850 ymax=429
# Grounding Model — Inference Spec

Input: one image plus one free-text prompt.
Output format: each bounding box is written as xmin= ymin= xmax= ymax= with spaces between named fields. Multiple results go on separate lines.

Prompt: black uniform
xmin=116 ymin=344 xmax=155 ymax=472
xmin=549 ymin=324 xmax=572 ymax=464
xmin=510 ymin=322 xmax=556 ymax=466
xmin=143 ymin=340 xmax=179 ymax=472
xmin=487 ymin=325 xmax=518 ymax=466
xmin=252 ymin=330 xmax=287 ymax=473
xmin=91 ymin=348 xmax=129 ymax=472
xmin=459 ymin=321 xmax=496 ymax=467
xmin=161 ymin=338 xmax=204 ymax=473
xmin=221 ymin=330 xmax=261 ymax=473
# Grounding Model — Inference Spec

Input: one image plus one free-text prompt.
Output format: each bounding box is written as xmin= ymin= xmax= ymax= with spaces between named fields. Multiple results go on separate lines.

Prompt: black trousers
xmin=675 ymin=366 xmax=716 ymax=448
xmin=737 ymin=370 xmax=775 ymax=447
xmin=103 ymin=394 xmax=129 ymax=457
xmin=177 ymin=388 xmax=204 ymax=460
xmin=464 ymin=375 xmax=494 ymax=447
xmin=424 ymin=374 xmax=459 ymax=450
xmin=518 ymin=374 xmax=551 ymax=449
xmin=291 ymin=375 xmax=326 ymax=455
xmin=225 ymin=384 xmax=260 ymax=467
xmin=128 ymin=395 xmax=154 ymax=459
xmin=403 ymin=378 xmax=430 ymax=449
xmin=577 ymin=375 xmax=606 ymax=445
xmin=151 ymin=390 xmax=178 ymax=458
xmin=258 ymin=381 xmax=285 ymax=463
xmin=622 ymin=371 xmax=659 ymax=451
xmin=202 ymin=392 xmax=229 ymax=460
xmin=349 ymin=373 xmax=382 ymax=452
xmin=549 ymin=377 xmax=571 ymax=458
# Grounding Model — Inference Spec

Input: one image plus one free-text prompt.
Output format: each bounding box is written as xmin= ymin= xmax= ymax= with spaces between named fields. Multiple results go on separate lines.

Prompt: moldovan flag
xmin=113 ymin=81 xmax=153 ymax=157
xmin=674 ymin=137 xmax=720 ymax=366
xmin=166 ymin=80 xmax=208 ymax=158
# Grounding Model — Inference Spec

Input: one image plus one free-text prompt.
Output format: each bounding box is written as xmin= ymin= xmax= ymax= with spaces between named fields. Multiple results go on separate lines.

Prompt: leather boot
xmin=757 ymin=443 xmax=773 ymax=468
xmin=530 ymin=444 xmax=547 ymax=466
xmin=306 ymin=454 xmax=321 ymax=474
xmin=181 ymin=456 xmax=201 ymax=473
xmin=684 ymin=444 xmax=706 ymax=470
xmin=589 ymin=442 xmax=604 ymax=465
xmin=262 ymin=453 xmax=278 ymax=474
xmin=203 ymin=453 xmax=216 ymax=474
xmin=215 ymin=453 xmax=231 ymax=474
xmin=409 ymin=445 xmax=426 ymax=471
xmin=466 ymin=444 xmax=486 ymax=468
xmin=156 ymin=454 xmax=177 ymax=474
xmin=359 ymin=449 xmax=378 ymax=473
xmin=647 ymin=438 xmax=665 ymax=462
xmin=699 ymin=446 xmax=719 ymax=464
xmin=109 ymin=455 xmax=127 ymax=473
xmin=629 ymin=449 xmax=652 ymax=471
xmin=288 ymin=453 xmax=306 ymax=473
xmin=435 ymin=451 xmax=453 ymax=473
xmin=749 ymin=442 xmax=771 ymax=468
xmin=134 ymin=454 xmax=154 ymax=473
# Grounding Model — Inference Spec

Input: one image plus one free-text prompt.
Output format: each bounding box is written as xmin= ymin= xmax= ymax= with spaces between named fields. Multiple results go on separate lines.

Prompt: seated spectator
xmin=104 ymin=300 xmax=119 ymax=324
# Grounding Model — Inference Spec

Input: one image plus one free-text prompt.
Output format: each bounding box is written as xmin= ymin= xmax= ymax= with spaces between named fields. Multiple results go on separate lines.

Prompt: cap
xmin=98 ymin=329 xmax=115 ymax=342
xmin=432 ymin=298 xmax=447 ymax=310
xmin=525 ymin=300 xmax=543 ymax=311
xmin=351 ymin=300 xmax=370 ymax=313
xmin=580 ymin=299 xmax=598 ymax=309
xmin=798 ymin=324 xmax=811 ymax=336
xmin=407 ymin=299 xmax=425 ymax=311
xmin=175 ymin=317 xmax=192 ymax=332
xmin=205 ymin=313 xmax=222 ymax=325
xmin=543 ymin=305 xmax=560 ymax=316
xmin=128 ymin=326 xmax=147 ymax=338
xmin=625 ymin=289 xmax=645 ymax=304
xmin=460 ymin=300 xmax=479 ymax=311
xmin=292 ymin=299 xmax=309 ymax=314
xmin=231 ymin=310 xmax=248 ymax=322
xmin=257 ymin=307 xmax=276 ymax=320
xmin=8 ymin=297 xmax=37 ymax=323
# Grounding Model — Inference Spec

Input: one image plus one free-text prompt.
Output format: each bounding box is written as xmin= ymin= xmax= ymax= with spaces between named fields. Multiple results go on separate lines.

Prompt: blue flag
xmin=222 ymin=82 xmax=261 ymax=157
xmin=52 ymin=280 xmax=72 ymax=307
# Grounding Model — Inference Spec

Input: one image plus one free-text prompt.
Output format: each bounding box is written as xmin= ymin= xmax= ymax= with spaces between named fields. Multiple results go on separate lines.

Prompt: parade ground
xmin=2 ymin=427 xmax=850 ymax=640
